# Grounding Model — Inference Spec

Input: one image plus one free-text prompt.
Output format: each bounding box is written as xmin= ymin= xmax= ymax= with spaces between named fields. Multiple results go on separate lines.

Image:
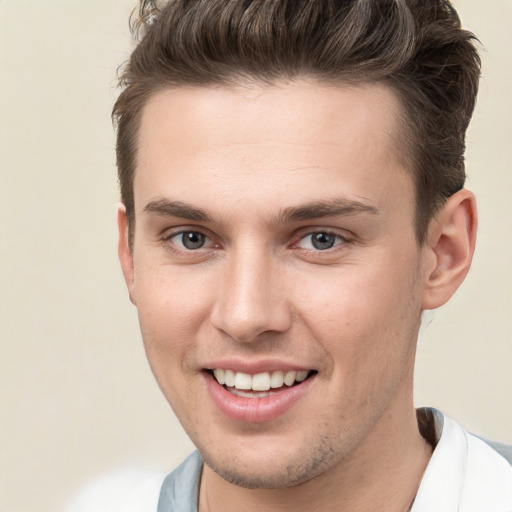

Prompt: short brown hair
xmin=113 ymin=0 xmax=481 ymax=245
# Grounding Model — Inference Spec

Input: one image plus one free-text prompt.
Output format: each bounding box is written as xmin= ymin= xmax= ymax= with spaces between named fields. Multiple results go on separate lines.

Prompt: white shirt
xmin=411 ymin=410 xmax=512 ymax=511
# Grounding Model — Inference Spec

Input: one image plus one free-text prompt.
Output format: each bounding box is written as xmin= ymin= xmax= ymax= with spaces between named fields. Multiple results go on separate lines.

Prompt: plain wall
xmin=0 ymin=1 xmax=510 ymax=511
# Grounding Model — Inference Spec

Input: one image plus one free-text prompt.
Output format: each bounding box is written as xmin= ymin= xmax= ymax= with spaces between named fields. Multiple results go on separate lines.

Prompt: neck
xmin=199 ymin=402 xmax=432 ymax=512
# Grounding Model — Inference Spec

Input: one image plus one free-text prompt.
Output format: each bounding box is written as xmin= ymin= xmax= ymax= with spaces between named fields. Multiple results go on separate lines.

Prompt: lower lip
xmin=203 ymin=372 xmax=315 ymax=423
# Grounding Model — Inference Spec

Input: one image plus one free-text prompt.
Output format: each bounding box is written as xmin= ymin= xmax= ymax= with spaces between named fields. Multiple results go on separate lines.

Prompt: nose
xmin=210 ymin=247 xmax=292 ymax=343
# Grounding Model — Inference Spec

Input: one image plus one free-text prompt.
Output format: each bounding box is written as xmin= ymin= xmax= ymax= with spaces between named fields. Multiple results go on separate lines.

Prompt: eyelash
xmin=160 ymin=228 xmax=350 ymax=256
xmin=292 ymin=230 xmax=348 ymax=252
xmin=161 ymin=229 xmax=218 ymax=254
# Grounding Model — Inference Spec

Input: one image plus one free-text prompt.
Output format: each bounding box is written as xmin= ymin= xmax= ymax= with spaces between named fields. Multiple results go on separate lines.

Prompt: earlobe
xmin=117 ymin=203 xmax=137 ymax=305
xmin=422 ymin=189 xmax=477 ymax=310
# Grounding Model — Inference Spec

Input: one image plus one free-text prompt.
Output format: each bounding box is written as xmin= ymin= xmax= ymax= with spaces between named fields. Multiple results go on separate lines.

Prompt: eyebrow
xmin=277 ymin=198 xmax=379 ymax=223
xmin=143 ymin=197 xmax=379 ymax=224
xmin=144 ymin=199 xmax=213 ymax=222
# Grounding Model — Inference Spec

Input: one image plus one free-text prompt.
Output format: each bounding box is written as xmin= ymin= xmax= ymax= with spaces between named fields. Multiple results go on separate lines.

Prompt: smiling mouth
xmin=208 ymin=369 xmax=316 ymax=398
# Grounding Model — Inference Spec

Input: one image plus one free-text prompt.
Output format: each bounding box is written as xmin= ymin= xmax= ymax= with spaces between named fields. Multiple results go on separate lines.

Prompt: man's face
xmin=120 ymin=81 xmax=430 ymax=487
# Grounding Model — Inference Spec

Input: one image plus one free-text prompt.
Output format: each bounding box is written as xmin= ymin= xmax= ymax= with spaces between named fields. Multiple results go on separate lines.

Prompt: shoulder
xmin=412 ymin=408 xmax=512 ymax=511
xmin=477 ymin=437 xmax=512 ymax=466
xmin=418 ymin=407 xmax=512 ymax=466
xmin=158 ymin=451 xmax=203 ymax=511
xmin=64 ymin=452 xmax=203 ymax=512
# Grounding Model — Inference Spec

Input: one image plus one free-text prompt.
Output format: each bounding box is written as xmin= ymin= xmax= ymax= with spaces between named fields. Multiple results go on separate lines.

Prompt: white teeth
xmin=213 ymin=369 xmax=225 ymax=385
xmin=251 ymin=372 xmax=271 ymax=391
xmin=231 ymin=389 xmax=272 ymax=398
xmin=212 ymin=369 xmax=311 ymax=390
xmin=224 ymin=369 xmax=236 ymax=387
xmin=296 ymin=370 xmax=308 ymax=382
xmin=283 ymin=371 xmax=296 ymax=386
xmin=270 ymin=371 xmax=284 ymax=388
xmin=234 ymin=372 xmax=252 ymax=390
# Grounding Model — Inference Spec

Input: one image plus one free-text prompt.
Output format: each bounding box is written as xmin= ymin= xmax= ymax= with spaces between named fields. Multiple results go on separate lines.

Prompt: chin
xmin=203 ymin=457 xmax=316 ymax=489
xmin=198 ymin=432 xmax=344 ymax=489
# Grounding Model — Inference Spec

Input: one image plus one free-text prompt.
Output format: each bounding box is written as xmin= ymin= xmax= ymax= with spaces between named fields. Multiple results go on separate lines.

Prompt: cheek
xmin=135 ymin=264 xmax=210 ymax=325
xmin=133 ymin=266 xmax=213 ymax=372
xmin=294 ymin=256 xmax=421 ymax=368
xmin=133 ymin=270 xmax=210 ymax=419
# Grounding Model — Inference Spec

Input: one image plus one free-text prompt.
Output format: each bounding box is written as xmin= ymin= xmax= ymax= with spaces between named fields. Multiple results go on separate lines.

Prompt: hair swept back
xmin=113 ymin=0 xmax=481 ymax=246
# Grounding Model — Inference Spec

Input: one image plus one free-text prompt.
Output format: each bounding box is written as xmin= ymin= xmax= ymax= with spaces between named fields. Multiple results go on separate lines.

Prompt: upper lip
xmin=202 ymin=358 xmax=314 ymax=374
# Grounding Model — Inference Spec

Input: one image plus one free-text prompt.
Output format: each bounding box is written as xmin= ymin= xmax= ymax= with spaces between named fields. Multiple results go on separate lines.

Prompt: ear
xmin=117 ymin=203 xmax=137 ymax=305
xmin=422 ymin=189 xmax=477 ymax=310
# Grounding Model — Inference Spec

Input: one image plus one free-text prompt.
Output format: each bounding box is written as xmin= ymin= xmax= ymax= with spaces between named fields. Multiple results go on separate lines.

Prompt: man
xmin=113 ymin=1 xmax=512 ymax=510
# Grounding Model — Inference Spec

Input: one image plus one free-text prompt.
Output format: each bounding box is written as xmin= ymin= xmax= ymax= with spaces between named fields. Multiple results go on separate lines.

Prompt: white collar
xmin=411 ymin=409 xmax=512 ymax=512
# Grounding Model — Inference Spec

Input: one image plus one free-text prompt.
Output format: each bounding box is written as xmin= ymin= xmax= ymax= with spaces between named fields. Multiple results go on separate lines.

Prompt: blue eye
xmin=172 ymin=231 xmax=207 ymax=250
xmin=298 ymin=232 xmax=343 ymax=251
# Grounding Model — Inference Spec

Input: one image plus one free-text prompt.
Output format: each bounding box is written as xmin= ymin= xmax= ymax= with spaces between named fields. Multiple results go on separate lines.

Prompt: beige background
xmin=0 ymin=1 xmax=510 ymax=511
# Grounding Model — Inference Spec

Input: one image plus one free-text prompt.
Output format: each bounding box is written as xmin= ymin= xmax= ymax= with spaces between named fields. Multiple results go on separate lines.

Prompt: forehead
xmin=135 ymin=81 xmax=412 ymax=221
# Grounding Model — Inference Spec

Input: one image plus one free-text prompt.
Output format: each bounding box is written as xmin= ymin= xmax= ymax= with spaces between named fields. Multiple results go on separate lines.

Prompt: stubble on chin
xmin=197 ymin=427 xmax=352 ymax=490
